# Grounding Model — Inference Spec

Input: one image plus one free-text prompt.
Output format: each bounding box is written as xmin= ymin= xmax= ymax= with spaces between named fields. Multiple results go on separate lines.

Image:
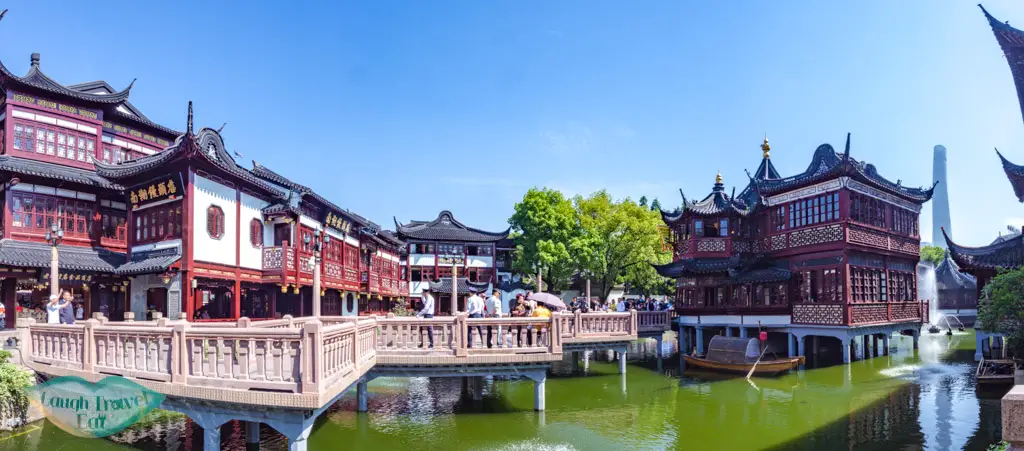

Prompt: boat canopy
xmin=705 ymin=336 xmax=760 ymax=365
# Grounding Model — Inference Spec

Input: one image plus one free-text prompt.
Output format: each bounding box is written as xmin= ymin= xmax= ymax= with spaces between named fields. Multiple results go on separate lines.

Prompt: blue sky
xmin=1 ymin=0 xmax=1023 ymax=246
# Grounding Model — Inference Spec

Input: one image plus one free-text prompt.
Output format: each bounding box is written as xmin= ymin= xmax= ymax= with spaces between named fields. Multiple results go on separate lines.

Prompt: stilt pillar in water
xmin=357 ymin=380 xmax=369 ymax=412
xmin=912 ymin=329 xmax=919 ymax=350
xmin=655 ymin=335 xmax=663 ymax=359
xmin=204 ymin=425 xmax=221 ymax=451
xmin=246 ymin=421 xmax=260 ymax=445
xmin=725 ymin=327 xmax=733 ymax=337
xmin=618 ymin=349 xmax=627 ymax=374
xmin=842 ymin=339 xmax=852 ymax=364
xmin=695 ymin=327 xmax=705 ymax=355
xmin=583 ymin=350 xmax=591 ymax=372
xmin=572 ymin=351 xmax=580 ymax=373
xmin=882 ymin=334 xmax=890 ymax=356
xmin=472 ymin=377 xmax=484 ymax=401
xmin=787 ymin=333 xmax=795 ymax=358
xmin=679 ymin=326 xmax=688 ymax=355
xmin=287 ymin=422 xmax=314 ymax=451
xmin=975 ymin=333 xmax=986 ymax=361
xmin=797 ymin=335 xmax=805 ymax=357
xmin=738 ymin=327 xmax=747 ymax=339
xmin=534 ymin=376 xmax=546 ymax=411
xmin=863 ymin=335 xmax=871 ymax=359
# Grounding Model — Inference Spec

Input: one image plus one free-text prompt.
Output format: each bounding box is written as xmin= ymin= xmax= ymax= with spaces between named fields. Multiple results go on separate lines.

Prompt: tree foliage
xmin=509 ymin=188 xmax=671 ymax=298
xmin=977 ymin=267 xmax=1024 ymax=356
xmin=650 ymin=198 xmax=661 ymax=212
xmin=508 ymin=188 xmax=580 ymax=291
xmin=638 ymin=196 xmax=648 ymax=207
xmin=919 ymin=245 xmax=945 ymax=266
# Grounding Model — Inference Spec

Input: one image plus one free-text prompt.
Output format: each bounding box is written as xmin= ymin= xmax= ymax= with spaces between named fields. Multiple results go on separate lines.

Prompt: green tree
xmin=508 ymin=188 xmax=579 ymax=291
xmin=920 ymin=245 xmax=945 ymax=266
xmin=650 ymin=198 xmax=661 ymax=212
xmin=638 ymin=196 xmax=648 ymax=207
xmin=977 ymin=267 xmax=1024 ymax=356
xmin=574 ymin=191 xmax=668 ymax=299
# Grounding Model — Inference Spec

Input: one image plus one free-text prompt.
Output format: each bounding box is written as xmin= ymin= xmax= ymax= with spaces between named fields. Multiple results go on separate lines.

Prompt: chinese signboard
xmin=40 ymin=271 xmax=96 ymax=284
xmin=438 ymin=256 xmax=465 ymax=266
xmin=103 ymin=121 xmax=171 ymax=147
xmin=129 ymin=173 xmax=183 ymax=210
xmin=10 ymin=91 xmax=100 ymax=121
xmin=323 ymin=211 xmax=353 ymax=235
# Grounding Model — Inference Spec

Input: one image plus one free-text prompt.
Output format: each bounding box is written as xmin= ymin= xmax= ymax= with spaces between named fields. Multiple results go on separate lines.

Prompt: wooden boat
xmin=683 ymin=354 xmax=805 ymax=376
xmin=683 ymin=335 xmax=804 ymax=376
xmin=976 ymin=358 xmax=1016 ymax=386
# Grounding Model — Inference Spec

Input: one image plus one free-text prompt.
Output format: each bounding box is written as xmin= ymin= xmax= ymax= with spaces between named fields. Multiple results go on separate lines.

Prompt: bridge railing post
xmin=573 ymin=310 xmax=582 ymax=338
xmin=171 ymin=321 xmax=188 ymax=384
xmin=81 ymin=319 xmax=97 ymax=372
xmin=352 ymin=321 xmax=361 ymax=374
xmin=550 ymin=315 xmax=562 ymax=355
xmin=629 ymin=309 xmax=638 ymax=336
xmin=456 ymin=313 xmax=468 ymax=357
xmin=302 ymin=320 xmax=324 ymax=394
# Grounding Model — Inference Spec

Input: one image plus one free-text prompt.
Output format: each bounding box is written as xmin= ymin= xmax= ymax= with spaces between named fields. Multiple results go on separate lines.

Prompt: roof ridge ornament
xmin=30 ymin=52 xmax=39 ymax=68
xmin=715 ymin=170 xmax=722 ymax=185
xmin=843 ymin=132 xmax=851 ymax=162
xmin=186 ymin=101 xmax=193 ymax=135
xmin=761 ymin=135 xmax=770 ymax=159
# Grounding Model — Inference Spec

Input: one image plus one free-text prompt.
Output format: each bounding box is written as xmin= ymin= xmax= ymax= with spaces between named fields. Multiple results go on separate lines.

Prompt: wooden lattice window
xmin=206 ymin=205 xmax=225 ymax=240
xmin=249 ymin=219 xmax=263 ymax=247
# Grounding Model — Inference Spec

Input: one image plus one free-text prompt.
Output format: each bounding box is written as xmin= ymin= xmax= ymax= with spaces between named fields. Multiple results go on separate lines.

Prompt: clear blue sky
xmin=1 ymin=0 xmax=1022 ymax=246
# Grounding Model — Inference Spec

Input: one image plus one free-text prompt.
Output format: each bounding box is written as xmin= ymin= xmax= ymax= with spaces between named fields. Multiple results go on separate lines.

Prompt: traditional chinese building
xmin=0 ymin=53 xmax=409 ymax=326
xmin=657 ymin=137 xmax=932 ymax=364
xmin=395 ymin=211 xmax=509 ymax=313
xmin=942 ymin=6 xmax=1024 ymax=297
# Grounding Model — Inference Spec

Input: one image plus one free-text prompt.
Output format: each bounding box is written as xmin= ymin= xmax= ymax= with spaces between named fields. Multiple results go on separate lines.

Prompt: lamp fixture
xmin=280 ymin=284 xmax=287 ymax=293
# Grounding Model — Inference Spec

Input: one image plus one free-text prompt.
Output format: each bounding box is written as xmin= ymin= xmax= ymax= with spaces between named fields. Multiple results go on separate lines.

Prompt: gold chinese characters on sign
xmin=129 ymin=175 xmax=180 ymax=209
xmin=324 ymin=212 xmax=353 ymax=234
xmin=41 ymin=272 xmax=94 ymax=283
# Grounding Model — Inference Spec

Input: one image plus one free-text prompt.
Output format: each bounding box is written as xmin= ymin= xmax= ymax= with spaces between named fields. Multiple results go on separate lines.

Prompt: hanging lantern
xmin=280 ymin=284 xmax=288 ymax=293
xmin=292 ymin=285 xmax=300 ymax=294
xmin=320 ymin=289 xmax=326 ymax=297
xmin=81 ymin=283 xmax=89 ymax=291
xmin=160 ymin=272 xmax=173 ymax=285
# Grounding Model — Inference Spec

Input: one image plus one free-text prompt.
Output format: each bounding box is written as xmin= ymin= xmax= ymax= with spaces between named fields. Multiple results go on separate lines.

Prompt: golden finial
xmin=715 ymin=170 xmax=723 ymax=185
xmin=761 ymin=135 xmax=771 ymax=159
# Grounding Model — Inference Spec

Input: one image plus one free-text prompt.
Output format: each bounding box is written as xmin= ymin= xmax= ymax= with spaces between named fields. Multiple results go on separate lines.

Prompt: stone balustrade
xmin=20 ymin=311 xmax=667 ymax=410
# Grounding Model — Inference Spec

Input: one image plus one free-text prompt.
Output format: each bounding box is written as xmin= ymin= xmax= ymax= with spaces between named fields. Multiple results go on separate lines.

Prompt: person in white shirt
xmin=466 ymin=288 xmax=486 ymax=347
xmin=46 ymin=294 xmax=62 ymax=324
xmin=75 ymin=303 xmax=84 ymax=320
xmin=485 ymin=290 xmax=503 ymax=348
xmin=417 ymin=289 xmax=436 ymax=348
xmin=616 ymin=298 xmax=626 ymax=312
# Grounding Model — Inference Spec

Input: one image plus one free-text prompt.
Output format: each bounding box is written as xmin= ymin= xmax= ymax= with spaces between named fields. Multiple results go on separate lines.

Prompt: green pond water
xmin=0 ymin=330 xmax=1006 ymax=450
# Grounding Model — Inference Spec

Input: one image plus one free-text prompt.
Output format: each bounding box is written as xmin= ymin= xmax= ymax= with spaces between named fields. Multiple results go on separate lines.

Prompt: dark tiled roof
xmin=934 ymin=252 xmax=976 ymax=290
xmin=250 ymin=163 xmax=375 ymax=229
xmin=496 ymin=237 xmax=515 ymax=249
xmin=0 ymin=156 xmax=123 ymax=190
xmin=497 ymin=280 xmax=535 ymax=292
xmin=0 ymin=54 xmax=132 ymax=105
xmin=728 ymin=267 xmax=792 ymax=284
xmin=943 ymin=227 xmax=1024 ymax=271
xmin=107 ymin=108 xmax=181 ymax=138
xmin=683 ymin=182 xmax=751 ymax=217
xmin=981 ymin=5 xmax=1024 ymax=126
xmin=753 ymin=138 xmax=934 ymax=203
xmin=660 ymin=208 xmax=684 ymax=224
xmin=0 ymin=240 xmax=125 ymax=272
xmin=652 ymin=255 xmax=742 ymax=278
xmin=427 ymin=277 xmax=491 ymax=295
xmin=997 ymin=149 xmax=1024 ymax=203
xmin=66 ymin=80 xmax=180 ymax=137
xmin=116 ymin=247 xmax=180 ymax=276
xmin=396 ymin=211 xmax=510 ymax=243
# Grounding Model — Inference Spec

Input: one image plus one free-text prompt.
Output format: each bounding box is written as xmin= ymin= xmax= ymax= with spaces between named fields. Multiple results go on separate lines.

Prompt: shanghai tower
xmin=932 ymin=145 xmax=952 ymax=248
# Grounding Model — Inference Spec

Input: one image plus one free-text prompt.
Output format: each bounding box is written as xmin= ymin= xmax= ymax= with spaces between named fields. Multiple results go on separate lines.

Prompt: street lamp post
xmin=307 ymin=230 xmax=330 ymax=317
xmin=45 ymin=223 xmax=63 ymax=298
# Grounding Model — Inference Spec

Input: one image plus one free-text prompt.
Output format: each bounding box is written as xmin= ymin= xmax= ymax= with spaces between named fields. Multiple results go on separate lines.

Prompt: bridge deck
xmin=20 ymin=310 xmax=671 ymax=411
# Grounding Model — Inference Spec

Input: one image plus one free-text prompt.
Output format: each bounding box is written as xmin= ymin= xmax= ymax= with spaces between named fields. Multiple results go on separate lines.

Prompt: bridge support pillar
xmin=862 ymin=335 xmax=871 ymax=359
xmin=357 ymin=380 xmax=369 ymax=412
xmin=678 ymin=326 xmax=688 ymax=356
xmin=618 ymin=349 xmax=627 ymax=374
xmin=471 ymin=377 xmax=484 ymax=401
xmin=246 ymin=421 xmax=260 ymax=445
xmin=882 ymin=334 xmax=890 ymax=356
xmin=695 ymin=327 xmax=704 ymax=355
xmin=583 ymin=350 xmax=591 ymax=373
xmin=204 ymin=426 xmax=221 ymax=451
xmin=572 ymin=351 xmax=580 ymax=373
xmin=738 ymin=327 xmax=747 ymax=339
xmin=532 ymin=375 xmax=546 ymax=411
xmin=842 ymin=339 xmax=851 ymax=364
xmin=912 ymin=329 xmax=919 ymax=351
xmin=725 ymin=327 xmax=732 ymax=337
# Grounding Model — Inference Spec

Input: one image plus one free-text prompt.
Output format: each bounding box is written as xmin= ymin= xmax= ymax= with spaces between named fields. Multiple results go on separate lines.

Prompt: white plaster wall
xmin=410 ymin=254 xmax=435 ymax=266
xmin=239 ymin=192 xmax=269 ymax=270
xmin=192 ymin=174 xmax=238 ymax=267
xmin=740 ymin=315 xmax=791 ymax=326
xmin=466 ymin=256 xmax=493 ymax=268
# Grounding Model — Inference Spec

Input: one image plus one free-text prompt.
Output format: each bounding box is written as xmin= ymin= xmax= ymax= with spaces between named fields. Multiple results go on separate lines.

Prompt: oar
xmin=746 ymin=345 xmax=768 ymax=380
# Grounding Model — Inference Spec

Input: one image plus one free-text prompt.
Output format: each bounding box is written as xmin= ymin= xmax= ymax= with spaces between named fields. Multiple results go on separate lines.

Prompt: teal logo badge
xmin=26 ymin=376 xmax=164 ymax=438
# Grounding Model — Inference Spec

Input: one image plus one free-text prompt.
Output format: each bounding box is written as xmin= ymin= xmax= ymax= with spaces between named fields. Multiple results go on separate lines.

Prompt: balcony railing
xmin=263 ymin=246 xmax=284 ymax=270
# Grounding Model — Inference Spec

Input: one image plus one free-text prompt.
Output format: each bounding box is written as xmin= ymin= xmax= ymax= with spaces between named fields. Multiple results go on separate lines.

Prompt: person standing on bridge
xmin=486 ymin=289 xmax=503 ymax=348
xmin=418 ymin=288 xmax=435 ymax=348
xmin=59 ymin=291 xmax=76 ymax=325
xmin=46 ymin=294 xmax=62 ymax=324
xmin=466 ymin=288 xmax=486 ymax=348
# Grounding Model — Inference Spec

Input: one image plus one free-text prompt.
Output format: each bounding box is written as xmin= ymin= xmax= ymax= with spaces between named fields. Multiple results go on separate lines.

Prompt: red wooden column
xmin=233 ymin=279 xmax=241 ymax=319
xmin=2 ymin=278 xmax=16 ymax=329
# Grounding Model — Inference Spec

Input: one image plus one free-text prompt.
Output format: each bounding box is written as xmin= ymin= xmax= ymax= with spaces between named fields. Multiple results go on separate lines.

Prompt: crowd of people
xmin=569 ymin=295 xmax=672 ymax=313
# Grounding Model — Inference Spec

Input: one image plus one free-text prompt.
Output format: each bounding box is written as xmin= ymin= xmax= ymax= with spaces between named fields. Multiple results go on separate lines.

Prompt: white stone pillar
xmin=738 ymin=327 xmax=747 ymax=339
xmin=842 ymin=339 xmax=851 ymax=364
xmin=357 ymin=380 xmax=368 ymax=412
xmin=618 ymin=349 xmax=627 ymax=374
xmin=534 ymin=376 xmax=546 ymax=411
xmin=725 ymin=327 xmax=733 ymax=337
xmin=912 ymin=329 xmax=919 ymax=350
xmin=787 ymin=333 xmax=795 ymax=358
xmin=204 ymin=426 xmax=221 ymax=451
xmin=246 ymin=422 xmax=260 ymax=445
xmin=655 ymin=335 xmax=663 ymax=359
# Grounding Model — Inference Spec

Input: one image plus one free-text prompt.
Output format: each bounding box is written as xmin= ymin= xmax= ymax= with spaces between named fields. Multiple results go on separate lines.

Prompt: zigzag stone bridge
xmin=18 ymin=310 xmax=671 ymax=450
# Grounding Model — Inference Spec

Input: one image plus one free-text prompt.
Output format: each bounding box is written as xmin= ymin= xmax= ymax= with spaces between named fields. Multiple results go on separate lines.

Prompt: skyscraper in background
xmin=932 ymin=145 xmax=952 ymax=248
